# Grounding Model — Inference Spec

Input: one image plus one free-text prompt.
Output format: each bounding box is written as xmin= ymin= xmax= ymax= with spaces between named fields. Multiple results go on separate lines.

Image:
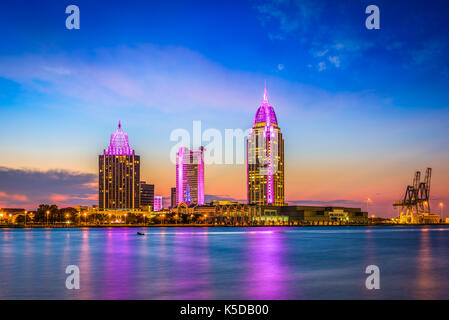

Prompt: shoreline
xmin=1 ymin=223 xmax=448 ymax=229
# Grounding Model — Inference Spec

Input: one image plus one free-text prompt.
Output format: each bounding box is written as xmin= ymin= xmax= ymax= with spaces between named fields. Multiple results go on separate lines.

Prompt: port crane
xmin=393 ymin=168 xmax=432 ymax=224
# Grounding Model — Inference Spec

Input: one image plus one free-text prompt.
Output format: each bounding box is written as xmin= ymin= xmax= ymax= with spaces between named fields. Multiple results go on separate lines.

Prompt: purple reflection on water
xmin=2 ymin=226 xmax=449 ymax=299
xmin=243 ymin=229 xmax=293 ymax=299
xmin=170 ymin=230 xmax=213 ymax=299
xmin=102 ymin=228 xmax=133 ymax=299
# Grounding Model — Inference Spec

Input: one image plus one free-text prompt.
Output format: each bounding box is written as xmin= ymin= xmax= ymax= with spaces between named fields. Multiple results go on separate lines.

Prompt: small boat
xmin=137 ymin=232 xmax=145 ymax=236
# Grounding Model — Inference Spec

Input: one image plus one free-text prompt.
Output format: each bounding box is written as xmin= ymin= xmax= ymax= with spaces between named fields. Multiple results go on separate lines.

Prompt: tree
xmin=35 ymin=204 xmax=59 ymax=224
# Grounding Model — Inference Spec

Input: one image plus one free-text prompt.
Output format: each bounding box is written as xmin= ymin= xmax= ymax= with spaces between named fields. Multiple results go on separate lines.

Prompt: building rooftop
xmin=104 ymin=121 xmax=134 ymax=155
xmin=253 ymin=83 xmax=278 ymax=126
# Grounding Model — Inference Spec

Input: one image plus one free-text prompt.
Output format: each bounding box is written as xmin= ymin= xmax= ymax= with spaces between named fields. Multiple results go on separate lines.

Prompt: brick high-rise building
xmin=99 ymin=121 xmax=140 ymax=210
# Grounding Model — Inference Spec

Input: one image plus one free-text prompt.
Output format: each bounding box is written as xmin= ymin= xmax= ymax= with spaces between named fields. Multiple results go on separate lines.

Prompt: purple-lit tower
xmin=247 ymin=84 xmax=285 ymax=206
xmin=176 ymin=147 xmax=205 ymax=206
xmin=99 ymin=121 xmax=140 ymax=210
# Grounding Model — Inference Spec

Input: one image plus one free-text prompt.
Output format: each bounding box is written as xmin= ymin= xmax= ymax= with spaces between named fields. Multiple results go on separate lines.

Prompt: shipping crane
xmin=393 ymin=168 xmax=432 ymax=224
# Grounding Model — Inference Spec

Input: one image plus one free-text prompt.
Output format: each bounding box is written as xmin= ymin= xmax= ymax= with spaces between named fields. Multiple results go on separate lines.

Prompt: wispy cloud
xmin=0 ymin=167 xmax=97 ymax=208
xmin=328 ymin=56 xmax=340 ymax=68
xmin=253 ymin=0 xmax=448 ymax=74
xmin=0 ymin=45 xmax=269 ymax=115
xmin=317 ymin=62 xmax=326 ymax=72
xmin=0 ymin=191 xmax=29 ymax=203
xmin=0 ymin=45 xmax=385 ymax=122
xmin=255 ymin=0 xmax=323 ymax=40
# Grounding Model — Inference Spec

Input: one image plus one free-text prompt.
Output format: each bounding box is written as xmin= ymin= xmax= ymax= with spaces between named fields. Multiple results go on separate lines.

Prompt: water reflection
xmin=171 ymin=230 xmax=212 ymax=299
xmin=1 ymin=226 xmax=449 ymax=299
xmin=244 ymin=231 xmax=291 ymax=299
xmin=415 ymin=228 xmax=435 ymax=299
xmin=103 ymin=229 xmax=133 ymax=299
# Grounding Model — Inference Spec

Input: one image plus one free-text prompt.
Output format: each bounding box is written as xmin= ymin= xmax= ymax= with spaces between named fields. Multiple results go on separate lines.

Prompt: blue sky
xmin=0 ymin=0 xmax=448 ymax=216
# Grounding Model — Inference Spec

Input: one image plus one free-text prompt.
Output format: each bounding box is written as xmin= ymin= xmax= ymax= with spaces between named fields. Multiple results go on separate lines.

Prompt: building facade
xmin=247 ymin=85 xmax=285 ymax=206
xmin=252 ymin=205 xmax=368 ymax=225
xmin=170 ymin=187 xmax=177 ymax=209
xmin=154 ymin=196 xmax=163 ymax=211
xmin=176 ymin=147 xmax=205 ymax=206
xmin=99 ymin=121 xmax=140 ymax=210
xmin=140 ymin=181 xmax=154 ymax=208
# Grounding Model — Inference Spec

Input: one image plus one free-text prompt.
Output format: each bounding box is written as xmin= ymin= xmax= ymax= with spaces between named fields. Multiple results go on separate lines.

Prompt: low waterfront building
xmin=0 ymin=208 xmax=26 ymax=223
xmin=173 ymin=201 xmax=256 ymax=225
xmin=420 ymin=213 xmax=440 ymax=224
xmin=279 ymin=206 xmax=367 ymax=225
xmin=250 ymin=205 xmax=368 ymax=225
xmin=171 ymin=202 xmax=367 ymax=225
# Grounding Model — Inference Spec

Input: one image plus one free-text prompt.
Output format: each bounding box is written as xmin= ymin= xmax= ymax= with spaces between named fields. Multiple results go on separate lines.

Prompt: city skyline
xmin=0 ymin=0 xmax=448 ymax=217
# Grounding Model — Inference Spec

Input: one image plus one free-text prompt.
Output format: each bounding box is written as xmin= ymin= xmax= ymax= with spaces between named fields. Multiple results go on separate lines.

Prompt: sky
xmin=0 ymin=0 xmax=448 ymax=217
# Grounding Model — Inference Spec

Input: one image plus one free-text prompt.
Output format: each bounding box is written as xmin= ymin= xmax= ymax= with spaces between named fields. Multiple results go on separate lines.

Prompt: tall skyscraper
xmin=140 ymin=181 xmax=154 ymax=208
xmin=170 ymin=187 xmax=177 ymax=209
xmin=176 ymin=147 xmax=205 ymax=206
xmin=99 ymin=121 xmax=140 ymax=210
xmin=247 ymin=84 xmax=284 ymax=206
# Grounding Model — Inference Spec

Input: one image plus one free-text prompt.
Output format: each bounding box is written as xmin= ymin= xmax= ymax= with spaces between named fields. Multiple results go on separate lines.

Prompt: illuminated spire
xmin=263 ymin=81 xmax=269 ymax=105
xmin=254 ymin=82 xmax=277 ymax=125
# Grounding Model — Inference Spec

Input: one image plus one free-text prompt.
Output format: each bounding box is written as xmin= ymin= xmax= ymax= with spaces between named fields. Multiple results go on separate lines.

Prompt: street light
xmin=366 ymin=198 xmax=372 ymax=213
xmin=84 ymin=212 xmax=87 ymax=225
xmin=440 ymin=202 xmax=444 ymax=222
xmin=46 ymin=210 xmax=50 ymax=226
xmin=161 ymin=214 xmax=165 ymax=225
xmin=24 ymin=210 xmax=27 ymax=226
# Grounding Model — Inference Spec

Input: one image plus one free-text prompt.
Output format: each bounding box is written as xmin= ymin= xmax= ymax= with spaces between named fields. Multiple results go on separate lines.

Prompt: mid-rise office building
xmin=154 ymin=196 xmax=163 ymax=211
xmin=140 ymin=181 xmax=154 ymax=208
xmin=170 ymin=187 xmax=177 ymax=209
xmin=247 ymin=84 xmax=284 ymax=206
xmin=176 ymin=147 xmax=205 ymax=206
xmin=99 ymin=121 xmax=140 ymax=210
